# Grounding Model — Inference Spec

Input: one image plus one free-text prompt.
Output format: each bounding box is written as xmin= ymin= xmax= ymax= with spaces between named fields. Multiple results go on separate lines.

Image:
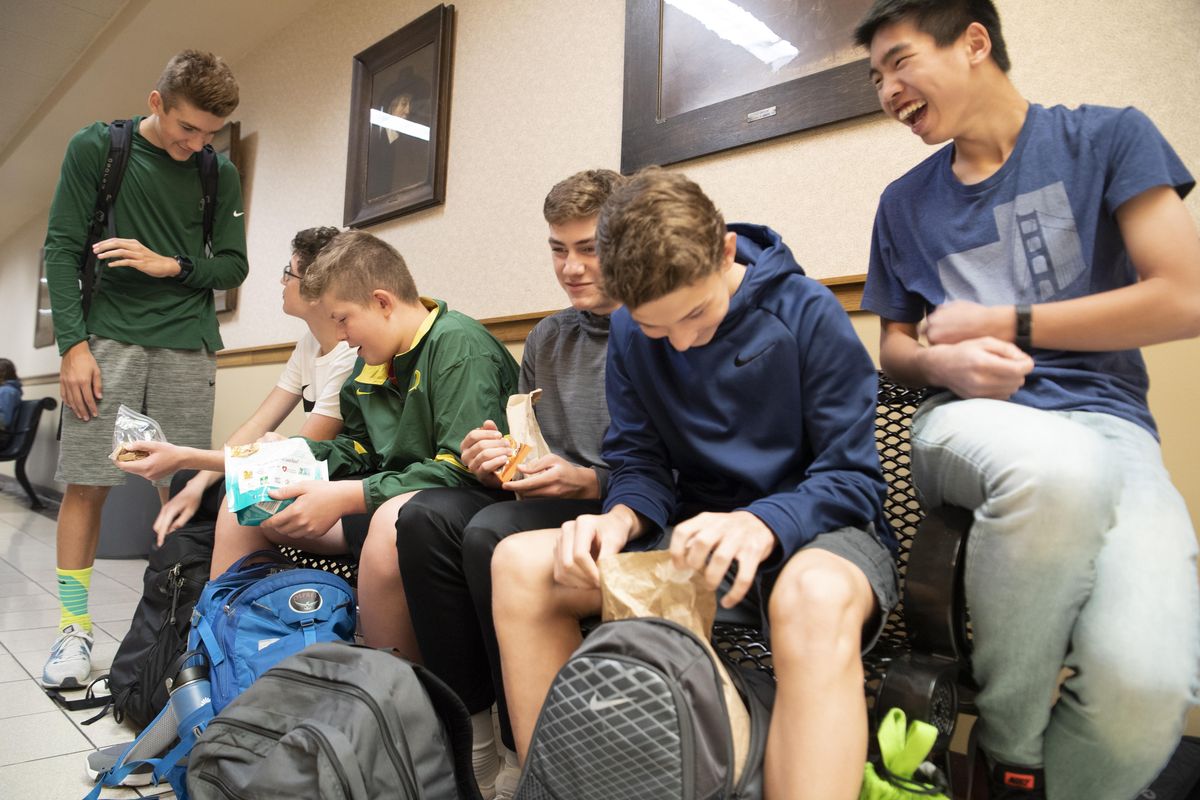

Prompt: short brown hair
xmin=300 ymin=230 xmax=419 ymax=305
xmin=543 ymin=169 xmax=626 ymax=225
xmin=597 ymin=168 xmax=726 ymax=308
xmin=290 ymin=226 xmax=340 ymax=274
xmin=0 ymin=358 xmax=17 ymax=384
xmin=156 ymin=50 xmax=240 ymax=117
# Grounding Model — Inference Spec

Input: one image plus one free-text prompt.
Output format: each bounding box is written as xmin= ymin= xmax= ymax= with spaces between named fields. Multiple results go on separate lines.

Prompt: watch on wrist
xmin=1015 ymin=304 xmax=1033 ymax=352
xmin=174 ymin=255 xmax=195 ymax=281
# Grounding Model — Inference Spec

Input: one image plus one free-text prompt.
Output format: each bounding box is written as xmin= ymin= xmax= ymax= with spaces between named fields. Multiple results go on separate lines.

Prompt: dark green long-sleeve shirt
xmin=43 ymin=116 xmax=248 ymax=355
xmin=305 ymin=299 xmax=520 ymax=512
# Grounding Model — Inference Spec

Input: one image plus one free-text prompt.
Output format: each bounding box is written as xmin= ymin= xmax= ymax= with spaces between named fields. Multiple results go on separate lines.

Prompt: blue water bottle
xmin=166 ymin=654 xmax=215 ymax=740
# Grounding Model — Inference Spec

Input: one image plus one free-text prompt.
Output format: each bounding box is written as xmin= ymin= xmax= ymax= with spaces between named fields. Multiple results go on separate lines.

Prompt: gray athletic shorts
xmin=56 ymin=336 xmax=216 ymax=487
xmin=656 ymin=522 xmax=900 ymax=653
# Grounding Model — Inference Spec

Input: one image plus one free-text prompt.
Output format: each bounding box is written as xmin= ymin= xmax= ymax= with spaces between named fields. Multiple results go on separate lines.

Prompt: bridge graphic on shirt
xmin=936 ymin=181 xmax=1086 ymax=305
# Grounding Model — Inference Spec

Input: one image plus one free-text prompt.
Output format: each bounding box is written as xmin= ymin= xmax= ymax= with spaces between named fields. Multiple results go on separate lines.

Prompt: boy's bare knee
xmin=769 ymin=551 xmax=872 ymax=661
xmin=492 ymin=531 xmax=557 ymax=614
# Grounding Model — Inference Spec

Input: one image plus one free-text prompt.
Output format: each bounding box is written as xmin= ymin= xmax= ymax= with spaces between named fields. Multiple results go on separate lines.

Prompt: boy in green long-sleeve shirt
xmin=41 ymin=50 xmax=247 ymax=690
xmin=210 ymin=230 xmax=519 ymax=659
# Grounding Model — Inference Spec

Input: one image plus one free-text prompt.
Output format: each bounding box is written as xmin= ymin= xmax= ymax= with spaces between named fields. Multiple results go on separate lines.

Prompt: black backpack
xmin=108 ymin=519 xmax=214 ymax=729
xmin=187 ymin=642 xmax=485 ymax=800
xmin=515 ymin=617 xmax=775 ymax=800
xmin=80 ymin=119 xmax=219 ymax=318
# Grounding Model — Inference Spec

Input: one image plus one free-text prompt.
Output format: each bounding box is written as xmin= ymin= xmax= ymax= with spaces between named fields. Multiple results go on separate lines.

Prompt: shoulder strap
xmin=80 ymin=120 xmax=133 ymax=318
xmin=412 ymin=662 xmax=485 ymax=800
xmin=198 ymin=144 xmax=219 ymax=258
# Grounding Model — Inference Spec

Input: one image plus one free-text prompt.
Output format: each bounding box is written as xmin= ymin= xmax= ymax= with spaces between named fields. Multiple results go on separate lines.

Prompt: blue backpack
xmin=85 ymin=550 xmax=356 ymax=800
xmin=189 ymin=549 xmax=357 ymax=712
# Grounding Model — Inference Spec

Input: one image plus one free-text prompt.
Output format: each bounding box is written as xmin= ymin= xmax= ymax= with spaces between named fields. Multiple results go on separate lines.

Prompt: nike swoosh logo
xmin=734 ymin=342 xmax=775 ymax=367
xmin=233 ymin=211 xmax=245 ymax=217
xmin=355 ymin=389 xmax=374 ymax=396
xmin=588 ymin=693 xmax=632 ymax=713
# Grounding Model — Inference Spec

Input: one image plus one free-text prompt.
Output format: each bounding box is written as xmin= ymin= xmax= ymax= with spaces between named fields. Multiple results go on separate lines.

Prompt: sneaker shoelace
xmin=50 ymin=629 xmax=92 ymax=665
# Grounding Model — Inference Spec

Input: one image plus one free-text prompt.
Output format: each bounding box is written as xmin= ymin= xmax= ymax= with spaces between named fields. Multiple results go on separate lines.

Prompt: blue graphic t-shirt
xmin=863 ymin=103 xmax=1194 ymax=437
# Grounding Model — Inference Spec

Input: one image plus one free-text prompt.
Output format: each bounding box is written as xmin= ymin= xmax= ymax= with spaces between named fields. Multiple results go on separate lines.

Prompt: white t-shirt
xmin=275 ymin=334 xmax=358 ymax=420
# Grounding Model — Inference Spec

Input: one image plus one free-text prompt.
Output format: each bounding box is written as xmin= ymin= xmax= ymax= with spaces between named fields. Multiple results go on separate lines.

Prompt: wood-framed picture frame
xmin=620 ymin=0 xmax=880 ymax=173
xmin=343 ymin=4 xmax=455 ymax=228
xmin=211 ymin=120 xmax=241 ymax=314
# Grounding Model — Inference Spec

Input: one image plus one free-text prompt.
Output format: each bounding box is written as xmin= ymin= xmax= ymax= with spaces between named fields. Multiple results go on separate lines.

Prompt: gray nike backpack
xmin=515 ymin=617 xmax=775 ymax=800
xmin=186 ymin=641 xmax=483 ymax=800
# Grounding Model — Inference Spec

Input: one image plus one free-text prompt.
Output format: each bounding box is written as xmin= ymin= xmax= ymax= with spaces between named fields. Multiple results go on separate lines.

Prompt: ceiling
xmin=0 ymin=0 xmax=324 ymax=245
xmin=0 ymin=0 xmax=128 ymax=154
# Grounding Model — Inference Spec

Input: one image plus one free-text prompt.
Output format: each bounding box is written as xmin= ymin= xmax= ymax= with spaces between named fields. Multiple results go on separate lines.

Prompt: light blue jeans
xmin=911 ymin=396 xmax=1199 ymax=800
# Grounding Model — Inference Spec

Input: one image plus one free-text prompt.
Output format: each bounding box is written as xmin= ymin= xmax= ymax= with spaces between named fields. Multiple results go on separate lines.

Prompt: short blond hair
xmin=156 ymin=50 xmax=239 ymax=118
xmin=543 ymin=169 xmax=626 ymax=225
xmin=596 ymin=167 xmax=726 ymax=308
xmin=300 ymin=230 xmax=419 ymax=305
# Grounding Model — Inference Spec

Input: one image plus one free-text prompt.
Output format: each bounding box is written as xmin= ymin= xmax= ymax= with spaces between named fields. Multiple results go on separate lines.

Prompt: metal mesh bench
xmin=712 ymin=375 xmax=973 ymax=755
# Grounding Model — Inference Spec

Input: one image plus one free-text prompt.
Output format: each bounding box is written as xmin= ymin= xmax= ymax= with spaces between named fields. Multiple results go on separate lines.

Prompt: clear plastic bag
xmin=109 ymin=404 xmax=167 ymax=462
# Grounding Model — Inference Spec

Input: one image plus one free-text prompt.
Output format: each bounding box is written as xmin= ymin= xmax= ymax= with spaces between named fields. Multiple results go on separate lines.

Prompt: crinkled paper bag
xmin=499 ymin=389 xmax=553 ymax=483
xmin=598 ymin=550 xmax=750 ymax=782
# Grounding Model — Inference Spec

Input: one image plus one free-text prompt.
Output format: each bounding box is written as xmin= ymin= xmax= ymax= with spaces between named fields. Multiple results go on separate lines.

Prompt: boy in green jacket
xmin=211 ymin=230 xmax=519 ymax=658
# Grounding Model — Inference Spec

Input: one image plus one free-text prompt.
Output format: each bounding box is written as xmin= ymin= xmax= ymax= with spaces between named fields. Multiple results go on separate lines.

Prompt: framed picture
xmin=211 ymin=120 xmax=241 ymax=314
xmin=343 ymin=4 xmax=455 ymax=228
xmin=621 ymin=0 xmax=880 ymax=172
xmin=34 ymin=248 xmax=54 ymax=349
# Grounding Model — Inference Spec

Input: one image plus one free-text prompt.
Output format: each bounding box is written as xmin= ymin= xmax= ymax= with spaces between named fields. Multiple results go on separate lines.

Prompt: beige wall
xmin=0 ymin=0 xmax=1197 ymax=527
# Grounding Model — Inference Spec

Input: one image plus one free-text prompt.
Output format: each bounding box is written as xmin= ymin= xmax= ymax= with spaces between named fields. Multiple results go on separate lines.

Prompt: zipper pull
xmin=168 ymin=564 xmax=184 ymax=625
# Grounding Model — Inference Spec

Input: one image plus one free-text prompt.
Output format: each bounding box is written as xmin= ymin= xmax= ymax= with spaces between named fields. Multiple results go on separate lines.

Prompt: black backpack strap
xmin=198 ymin=144 xmax=219 ymax=258
xmin=412 ymin=662 xmax=485 ymax=800
xmin=45 ymin=674 xmax=111 ymax=716
xmin=80 ymin=119 xmax=133 ymax=319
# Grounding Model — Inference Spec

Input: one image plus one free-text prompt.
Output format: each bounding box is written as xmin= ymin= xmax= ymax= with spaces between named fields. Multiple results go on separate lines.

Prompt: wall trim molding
xmin=23 ymin=274 xmax=865 ymax=383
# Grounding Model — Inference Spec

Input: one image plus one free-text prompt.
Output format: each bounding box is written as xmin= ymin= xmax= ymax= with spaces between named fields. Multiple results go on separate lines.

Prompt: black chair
xmin=713 ymin=375 xmax=975 ymax=766
xmin=0 ymin=397 xmax=58 ymax=510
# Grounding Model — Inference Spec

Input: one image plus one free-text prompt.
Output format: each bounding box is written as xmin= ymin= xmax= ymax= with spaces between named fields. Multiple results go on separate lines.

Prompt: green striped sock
xmin=56 ymin=567 xmax=93 ymax=633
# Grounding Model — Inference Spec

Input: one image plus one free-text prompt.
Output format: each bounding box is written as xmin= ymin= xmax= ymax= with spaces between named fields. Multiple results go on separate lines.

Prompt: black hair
xmin=290 ymin=226 xmax=341 ymax=274
xmin=854 ymin=0 xmax=1010 ymax=73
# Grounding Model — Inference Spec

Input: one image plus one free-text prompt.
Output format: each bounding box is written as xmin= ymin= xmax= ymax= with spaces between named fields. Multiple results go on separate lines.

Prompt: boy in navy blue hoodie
xmin=492 ymin=168 xmax=897 ymax=799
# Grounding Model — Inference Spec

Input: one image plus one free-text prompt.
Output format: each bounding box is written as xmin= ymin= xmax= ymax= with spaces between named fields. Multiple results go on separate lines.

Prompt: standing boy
xmin=42 ymin=50 xmax=246 ymax=688
xmin=492 ymin=169 xmax=897 ymax=800
xmin=855 ymin=1 xmax=1200 ymax=797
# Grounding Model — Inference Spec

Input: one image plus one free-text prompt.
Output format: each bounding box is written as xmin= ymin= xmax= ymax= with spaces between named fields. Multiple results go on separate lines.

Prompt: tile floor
xmin=0 ymin=490 xmax=173 ymax=799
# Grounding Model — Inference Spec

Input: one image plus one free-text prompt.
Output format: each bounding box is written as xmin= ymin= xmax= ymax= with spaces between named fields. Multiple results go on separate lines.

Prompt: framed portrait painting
xmin=621 ymin=0 xmax=880 ymax=172
xmin=344 ymin=5 xmax=455 ymax=228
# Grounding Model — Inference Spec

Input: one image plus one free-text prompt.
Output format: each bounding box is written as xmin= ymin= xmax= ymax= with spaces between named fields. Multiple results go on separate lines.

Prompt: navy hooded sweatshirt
xmin=601 ymin=223 xmax=893 ymax=569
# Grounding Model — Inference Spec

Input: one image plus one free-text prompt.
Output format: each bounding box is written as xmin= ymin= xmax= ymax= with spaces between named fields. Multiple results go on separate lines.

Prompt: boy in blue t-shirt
xmin=855 ymin=2 xmax=1200 ymax=798
xmin=492 ymin=169 xmax=897 ymax=799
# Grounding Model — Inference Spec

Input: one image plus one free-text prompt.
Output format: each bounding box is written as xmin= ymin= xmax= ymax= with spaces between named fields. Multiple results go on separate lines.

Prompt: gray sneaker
xmin=85 ymin=742 xmax=155 ymax=787
xmin=41 ymin=624 xmax=93 ymax=688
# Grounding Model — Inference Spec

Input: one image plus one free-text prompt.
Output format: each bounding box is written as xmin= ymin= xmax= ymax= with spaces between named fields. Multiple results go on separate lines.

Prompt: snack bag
xmin=109 ymin=404 xmax=167 ymax=462
xmin=598 ymin=550 xmax=752 ymax=781
xmin=223 ymin=439 xmax=329 ymax=526
xmin=498 ymin=389 xmax=553 ymax=483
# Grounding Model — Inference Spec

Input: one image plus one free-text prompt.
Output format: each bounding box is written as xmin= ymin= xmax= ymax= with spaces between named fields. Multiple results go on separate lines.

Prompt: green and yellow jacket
xmin=305 ymin=298 xmax=518 ymax=511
